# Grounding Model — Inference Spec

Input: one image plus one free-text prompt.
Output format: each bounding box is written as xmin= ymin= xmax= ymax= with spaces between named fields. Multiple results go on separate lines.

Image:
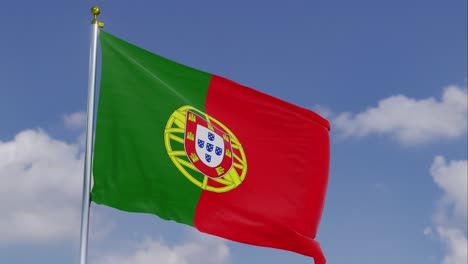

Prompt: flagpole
xmin=79 ymin=6 xmax=103 ymax=264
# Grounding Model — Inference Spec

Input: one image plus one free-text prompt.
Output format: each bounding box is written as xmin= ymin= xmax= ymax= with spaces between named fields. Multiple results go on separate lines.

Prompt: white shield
xmin=195 ymin=124 xmax=225 ymax=168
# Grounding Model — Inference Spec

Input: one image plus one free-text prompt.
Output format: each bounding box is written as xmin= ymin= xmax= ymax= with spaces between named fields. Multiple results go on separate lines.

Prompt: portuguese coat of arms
xmin=184 ymin=111 xmax=233 ymax=178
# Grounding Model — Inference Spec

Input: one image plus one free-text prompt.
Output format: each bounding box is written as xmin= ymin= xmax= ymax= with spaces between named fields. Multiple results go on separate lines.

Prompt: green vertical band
xmin=92 ymin=31 xmax=212 ymax=226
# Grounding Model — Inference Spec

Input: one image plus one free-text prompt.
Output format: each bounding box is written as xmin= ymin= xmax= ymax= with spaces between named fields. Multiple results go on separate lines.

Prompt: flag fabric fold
xmin=92 ymin=30 xmax=330 ymax=264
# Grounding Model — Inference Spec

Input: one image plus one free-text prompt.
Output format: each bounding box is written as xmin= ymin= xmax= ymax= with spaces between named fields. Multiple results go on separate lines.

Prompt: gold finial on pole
xmin=90 ymin=6 xmax=104 ymax=28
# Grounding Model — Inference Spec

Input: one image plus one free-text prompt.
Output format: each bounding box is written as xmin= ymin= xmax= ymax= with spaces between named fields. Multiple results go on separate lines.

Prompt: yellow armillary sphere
xmin=164 ymin=105 xmax=248 ymax=193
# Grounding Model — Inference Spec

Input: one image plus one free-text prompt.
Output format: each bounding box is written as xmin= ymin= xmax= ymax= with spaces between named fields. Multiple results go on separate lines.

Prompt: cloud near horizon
xmin=94 ymin=232 xmax=230 ymax=264
xmin=334 ymin=85 xmax=467 ymax=144
xmin=430 ymin=156 xmax=467 ymax=264
xmin=0 ymin=129 xmax=84 ymax=243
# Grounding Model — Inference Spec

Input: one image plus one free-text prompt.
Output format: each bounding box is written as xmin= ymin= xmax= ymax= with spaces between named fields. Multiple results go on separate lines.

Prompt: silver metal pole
xmin=79 ymin=6 xmax=103 ymax=264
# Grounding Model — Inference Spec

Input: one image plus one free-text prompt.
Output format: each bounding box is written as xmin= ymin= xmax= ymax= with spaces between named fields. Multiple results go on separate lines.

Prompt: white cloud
xmin=436 ymin=226 xmax=467 ymax=264
xmin=313 ymin=105 xmax=334 ymax=119
xmin=430 ymin=156 xmax=467 ymax=264
xmin=431 ymin=156 xmax=468 ymax=226
xmin=0 ymin=129 xmax=84 ymax=243
xmin=94 ymin=232 xmax=230 ymax=264
xmin=334 ymin=85 xmax=467 ymax=144
xmin=64 ymin=111 xmax=87 ymax=130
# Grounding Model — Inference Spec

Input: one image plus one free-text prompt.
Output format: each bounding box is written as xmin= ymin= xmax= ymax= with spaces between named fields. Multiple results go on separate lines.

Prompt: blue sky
xmin=0 ymin=1 xmax=466 ymax=264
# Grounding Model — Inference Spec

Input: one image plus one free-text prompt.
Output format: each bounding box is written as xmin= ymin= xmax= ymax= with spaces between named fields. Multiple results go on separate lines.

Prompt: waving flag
xmin=92 ymin=31 xmax=330 ymax=264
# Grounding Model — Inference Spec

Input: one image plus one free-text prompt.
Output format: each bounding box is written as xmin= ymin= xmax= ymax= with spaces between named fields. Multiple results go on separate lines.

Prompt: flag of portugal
xmin=92 ymin=31 xmax=331 ymax=264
